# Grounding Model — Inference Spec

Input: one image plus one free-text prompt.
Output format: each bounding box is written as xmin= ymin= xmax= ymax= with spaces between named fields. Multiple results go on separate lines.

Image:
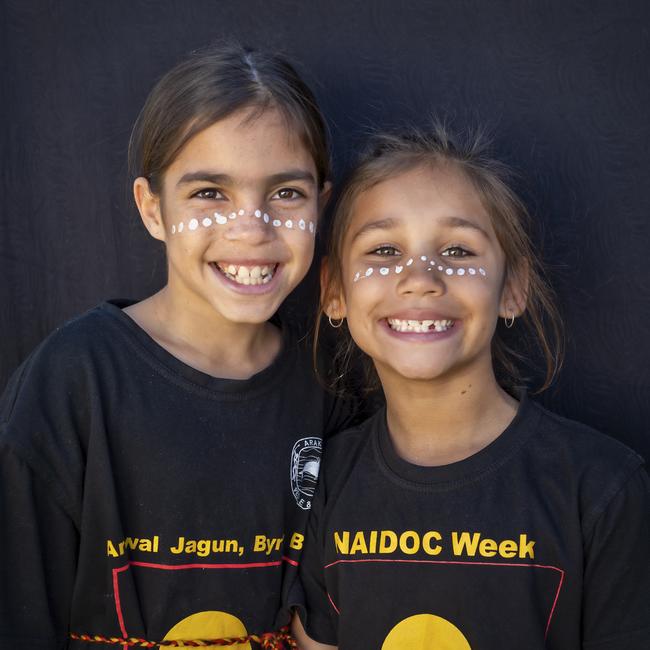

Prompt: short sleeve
xmin=582 ymin=466 xmax=650 ymax=648
xmin=0 ymin=447 xmax=79 ymax=648
xmin=292 ymin=480 xmax=339 ymax=645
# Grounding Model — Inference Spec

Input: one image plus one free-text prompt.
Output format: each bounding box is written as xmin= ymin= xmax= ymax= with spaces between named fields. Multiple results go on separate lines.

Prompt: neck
xmin=124 ymin=287 xmax=281 ymax=380
xmin=379 ymin=361 xmax=518 ymax=466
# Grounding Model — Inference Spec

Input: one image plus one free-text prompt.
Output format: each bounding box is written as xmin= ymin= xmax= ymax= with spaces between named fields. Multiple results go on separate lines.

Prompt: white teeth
xmin=387 ymin=318 xmax=454 ymax=333
xmin=216 ymin=263 xmax=275 ymax=285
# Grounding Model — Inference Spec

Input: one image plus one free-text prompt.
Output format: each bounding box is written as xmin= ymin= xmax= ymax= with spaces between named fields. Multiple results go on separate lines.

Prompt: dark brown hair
xmin=319 ymin=123 xmax=564 ymax=393
xmin=128 ymin=42 xmax=330 ymax=192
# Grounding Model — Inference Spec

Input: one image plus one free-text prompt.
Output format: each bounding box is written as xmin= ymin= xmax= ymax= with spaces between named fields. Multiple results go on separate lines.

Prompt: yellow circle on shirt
xmin=381 ymin=613 xmax=471 ymax=650
xmin=161 ymin=610 xmax=252 ymax=649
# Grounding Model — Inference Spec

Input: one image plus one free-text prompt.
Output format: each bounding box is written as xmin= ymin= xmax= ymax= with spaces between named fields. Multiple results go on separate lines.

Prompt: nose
xmin=222 ymin=210 xmax=275 ymax=245
xmin=397 ymin=263 xmax=446 ymax=297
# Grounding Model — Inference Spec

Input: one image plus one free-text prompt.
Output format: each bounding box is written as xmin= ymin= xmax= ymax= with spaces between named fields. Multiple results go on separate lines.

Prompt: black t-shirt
xmin=296 ymin=395 xmax=650 ymax=649
xmin=0 ymin=301 xmax=359 ymax=649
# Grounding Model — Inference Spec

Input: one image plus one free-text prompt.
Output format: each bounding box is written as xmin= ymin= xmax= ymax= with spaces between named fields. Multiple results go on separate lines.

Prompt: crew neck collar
xmin=373 ymin=393 xmax=540 ymax=490
xmin=99 ymin=300 xmax=294 ymax=397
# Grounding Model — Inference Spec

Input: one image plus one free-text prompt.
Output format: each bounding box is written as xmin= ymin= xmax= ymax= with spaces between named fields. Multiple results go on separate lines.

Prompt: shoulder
xmin=0 ymin=302 xmax=127 ymax=446
xmin=525 ymin=397 xmax=645 ymax=528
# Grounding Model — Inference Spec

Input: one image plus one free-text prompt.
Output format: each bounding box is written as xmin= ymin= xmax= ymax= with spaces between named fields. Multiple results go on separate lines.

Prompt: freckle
xmin=254 ymin=209 xmax=261 ymax=218
xmin=238 ymin=209 xmax=245 ymax=216
xmin=445 ymin=268 xmax=453 ymax=275
xmin=461 ymin=390 xmax=467 ymax=395
xmin=178 ymin=222 xmax=184 ymax=232
xmin=188 ymin=218 xmax=198 ymax=231
xmin=202 ymin=217 xmax=212 ymax=227
xmin=285 ymin=220 xmax=293 ymax=229
xmin=379 ymin=267 xmax=389 ymax=275
xmin=263 ymin=213 xmax=270 ymax=223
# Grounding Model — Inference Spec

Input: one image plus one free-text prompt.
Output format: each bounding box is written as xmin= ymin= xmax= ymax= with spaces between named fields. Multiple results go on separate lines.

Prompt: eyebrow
xmin=350 ymin=215 xmax=491 ymax=242
xmin=176 ymin=169 xmax=316 ymax=188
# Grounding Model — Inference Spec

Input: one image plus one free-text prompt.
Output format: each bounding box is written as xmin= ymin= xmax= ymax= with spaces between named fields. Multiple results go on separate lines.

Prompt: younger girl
xmin=293 ymin=126 xmax=650 ymax=649
xmin=0 ymin=44 xmax=358 ymax=647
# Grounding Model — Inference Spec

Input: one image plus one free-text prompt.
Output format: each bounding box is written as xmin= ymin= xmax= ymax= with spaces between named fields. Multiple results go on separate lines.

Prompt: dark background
xmin=2 ymin=1 xmax=649 ymax=461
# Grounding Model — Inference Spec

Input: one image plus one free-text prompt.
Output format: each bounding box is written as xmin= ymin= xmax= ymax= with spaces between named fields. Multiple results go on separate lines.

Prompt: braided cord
xmin=69 ymin=626 xmax=297 ymax=648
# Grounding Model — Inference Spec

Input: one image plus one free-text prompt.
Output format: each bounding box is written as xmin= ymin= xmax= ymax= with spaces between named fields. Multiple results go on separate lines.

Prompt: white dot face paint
xmin=350 ymin=254 xmax=488 ymax=284
xmin=168 ymin=208 xmax=317 ymax=237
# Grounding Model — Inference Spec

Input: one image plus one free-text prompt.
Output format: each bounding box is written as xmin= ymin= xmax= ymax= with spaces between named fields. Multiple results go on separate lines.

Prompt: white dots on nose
xmin=170 ymin=209 xmax=317 ymax=236
xmin=351 ymin=256 xmax=488 ymax=284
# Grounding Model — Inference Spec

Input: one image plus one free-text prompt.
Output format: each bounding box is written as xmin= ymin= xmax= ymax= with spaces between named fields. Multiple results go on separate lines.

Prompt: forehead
xmin=165 ymin=107 xmax=316 ymax=183
xmin=347 ymin=164 xmax=494 ymax=239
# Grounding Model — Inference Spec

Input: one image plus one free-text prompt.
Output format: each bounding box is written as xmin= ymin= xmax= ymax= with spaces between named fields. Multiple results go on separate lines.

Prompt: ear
xmin=133 ymin=177 xmax=166 ymax=242
xmin=499 ymin=259 xmax=529 ymax=319
xmin=317 ymin=180 xmax=333 ymax=213
xmin=320 ymin=256 xmax=347 ymax=319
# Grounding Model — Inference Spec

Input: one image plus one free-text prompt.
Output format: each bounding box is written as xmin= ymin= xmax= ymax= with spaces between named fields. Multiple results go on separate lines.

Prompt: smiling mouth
xmin=213 ymin=262 xmax=277 ymax=286
xmin=387 ymin=318 xmax=455 ymax=333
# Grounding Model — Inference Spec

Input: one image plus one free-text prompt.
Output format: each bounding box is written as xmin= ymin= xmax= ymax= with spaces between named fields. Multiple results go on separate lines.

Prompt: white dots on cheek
xmin=215 ymin=212 xmax=228 ymax=225
xmin=379 ymin=267 xmax=389 ymax=275
xmin=188 ymin=218 xmax=198 ymax=231
xmin=202 ymin=217 xmax=213 ymax=228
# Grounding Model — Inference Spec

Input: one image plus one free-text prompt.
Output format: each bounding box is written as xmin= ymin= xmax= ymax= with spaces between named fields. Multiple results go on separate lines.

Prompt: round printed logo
xmin=290 ymin=437 xmax=322 ymax=510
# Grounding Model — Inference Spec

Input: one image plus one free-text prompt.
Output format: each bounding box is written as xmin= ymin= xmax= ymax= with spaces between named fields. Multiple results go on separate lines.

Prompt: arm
xmin=582 ymin=466 xmax=650 ymax=648
xmin=291 ymin=612 xmax=337 ymax=650
xmin=0 ymin=447 xmax=79 ymax=648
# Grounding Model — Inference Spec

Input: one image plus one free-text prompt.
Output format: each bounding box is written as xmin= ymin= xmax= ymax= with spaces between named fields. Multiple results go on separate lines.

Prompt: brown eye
xmin=370 ymin=245 xmax=400 ymax=256
xmin=441 ymin=246 xmax=471 ymax=258
xmin=193 ymin=188 xmax=224 ymax=200
xmin=273 ymin=188 xmax=304 ymax=200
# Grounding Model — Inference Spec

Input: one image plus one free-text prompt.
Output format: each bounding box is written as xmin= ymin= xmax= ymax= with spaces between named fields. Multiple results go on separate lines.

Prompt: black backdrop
xmin=2 ymin=1 xmax=649 ymax=462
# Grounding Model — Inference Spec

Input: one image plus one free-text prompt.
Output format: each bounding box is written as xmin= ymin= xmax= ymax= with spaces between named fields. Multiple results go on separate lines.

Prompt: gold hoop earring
xmin=328 ymin=316 xmax=344 ymax=329
xmin=504 ymin=312 xmax=515 ymax=329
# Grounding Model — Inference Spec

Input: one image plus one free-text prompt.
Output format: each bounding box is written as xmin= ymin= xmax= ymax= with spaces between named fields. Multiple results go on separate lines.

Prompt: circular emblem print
xmin=290 ymin=437 xmax=323 ymax=510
